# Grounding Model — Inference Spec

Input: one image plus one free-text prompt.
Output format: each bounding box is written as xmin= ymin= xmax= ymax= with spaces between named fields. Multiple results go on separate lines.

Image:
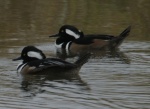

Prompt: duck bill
xmin=49 ymin=33 xmax=59 ymax=37
xmin=12 ymin=56 xmax=22 ymax=61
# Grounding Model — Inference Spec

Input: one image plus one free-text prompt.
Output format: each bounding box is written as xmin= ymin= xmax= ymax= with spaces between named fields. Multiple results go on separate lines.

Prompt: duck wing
xmin=28 ymin=58 xmax=76 ymax=68
xmin=25 ymin=58 xmax=77 ymax=74
xmin=74 ymin=34 xmax=115 ymax=45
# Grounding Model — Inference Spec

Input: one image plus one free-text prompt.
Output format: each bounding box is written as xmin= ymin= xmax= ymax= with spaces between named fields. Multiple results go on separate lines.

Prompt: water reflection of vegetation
xmin=0 ymin=0 xmax=150 ymax=44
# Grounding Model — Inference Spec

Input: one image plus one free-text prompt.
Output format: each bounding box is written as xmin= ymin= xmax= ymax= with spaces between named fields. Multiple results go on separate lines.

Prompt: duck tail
xmin=111 ymin=26 xmax=131 ymax=48
xmin=74 ymin=53 xmax=91 ymax=67
xmin=119 ymin=26 xmax=131 ymax=38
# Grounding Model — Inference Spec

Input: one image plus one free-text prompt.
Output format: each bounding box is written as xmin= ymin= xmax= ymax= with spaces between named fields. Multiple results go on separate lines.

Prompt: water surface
xmin=0 ymin=0 xmax=150 ymax=109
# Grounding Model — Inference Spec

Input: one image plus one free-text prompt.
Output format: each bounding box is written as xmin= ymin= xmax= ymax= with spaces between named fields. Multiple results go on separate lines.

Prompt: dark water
xmin=0 ymin=0 xmax=150 ymax=109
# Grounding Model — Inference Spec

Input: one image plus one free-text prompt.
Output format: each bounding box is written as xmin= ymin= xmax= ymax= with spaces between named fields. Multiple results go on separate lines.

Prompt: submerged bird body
xmin=49 ymin=25 xmax=131 ymax=53
xmin=13 ymin=46 xmax=90 ymax=75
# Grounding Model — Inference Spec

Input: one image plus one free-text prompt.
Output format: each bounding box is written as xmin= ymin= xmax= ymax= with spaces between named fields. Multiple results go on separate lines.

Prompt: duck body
xmin=13 ymin=46 xmax=90 ymax=75
xmin=49 ymin=25 xmax=131 ymax=53
xmin=16 ymin=58 xmax=77 ymax=75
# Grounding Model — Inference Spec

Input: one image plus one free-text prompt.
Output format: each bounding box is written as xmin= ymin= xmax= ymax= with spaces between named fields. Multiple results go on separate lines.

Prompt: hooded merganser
xmin=49 ymin=25 xmax=131 ymax=52
xmin=13 ymin=46 xmax=90 ymax=75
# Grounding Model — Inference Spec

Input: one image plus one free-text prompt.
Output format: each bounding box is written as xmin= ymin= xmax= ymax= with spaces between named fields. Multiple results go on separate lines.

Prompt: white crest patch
xmin=27 ymin=51 xmax=43 ymax=59
xmin=66 ymin=29 xmax=80 ymax=39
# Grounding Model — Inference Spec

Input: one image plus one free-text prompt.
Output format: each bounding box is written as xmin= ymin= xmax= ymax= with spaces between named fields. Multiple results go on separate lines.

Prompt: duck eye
xmin=61 ymin=30 xmax=64 ymax=32
xmin=23 ymin=54 xmax=26 ymax=56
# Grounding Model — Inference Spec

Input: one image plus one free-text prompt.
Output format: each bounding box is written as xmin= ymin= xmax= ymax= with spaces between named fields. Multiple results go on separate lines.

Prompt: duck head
xmin=49 ymin=25 xmax=84 ymax=46
xmin=13 ymin=46 xmax=46 ymax=63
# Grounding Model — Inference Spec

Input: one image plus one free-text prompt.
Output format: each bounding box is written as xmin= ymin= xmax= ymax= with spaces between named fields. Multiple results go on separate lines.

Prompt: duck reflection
xmin=56 ymin=48 xmax=130 ymax=64
xmin=12 ymin=46 xmax=91 ymax=97
xmin=20 ymin=70 xmax=90 ymax=97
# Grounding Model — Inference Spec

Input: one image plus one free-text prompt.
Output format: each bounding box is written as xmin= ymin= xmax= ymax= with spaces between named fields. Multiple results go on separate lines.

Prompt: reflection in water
xmin=20 ymin=73 xmax=90 ymax=97
xmin=0 ymin=0 xmax=150 ymax=43
xmin=0 ymin=0 xmax=150 ymax=109
xmin=56 ymin=48 xmax=131 ymax=64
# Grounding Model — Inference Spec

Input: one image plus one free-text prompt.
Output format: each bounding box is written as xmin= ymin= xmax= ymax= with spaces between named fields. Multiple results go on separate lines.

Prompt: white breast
xmin=55 ymin=41 xmax=63 ymax=49
xmin=17 ymin=63 xmax=27 ymax=73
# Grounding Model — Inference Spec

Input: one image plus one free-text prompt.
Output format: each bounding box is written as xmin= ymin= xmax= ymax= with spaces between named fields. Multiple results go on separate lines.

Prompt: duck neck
xmin=55 ymin=37 xmax=72 ymax=49
xmin=56 ymin=37 xmax=72 ymax=44
xmin=55 ymin=38 xmax=72 ymax=50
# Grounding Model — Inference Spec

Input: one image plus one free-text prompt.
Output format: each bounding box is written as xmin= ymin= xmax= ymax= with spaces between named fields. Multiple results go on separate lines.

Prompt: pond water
xmin=0 ymin=0 xmax=150 ymax=109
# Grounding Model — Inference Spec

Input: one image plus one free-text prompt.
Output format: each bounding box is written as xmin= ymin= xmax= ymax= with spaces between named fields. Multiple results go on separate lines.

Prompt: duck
xmin=13 ymin=46 xmax=90 ymax=75
xmin=49 ymin=25 xmax=131 ymax=53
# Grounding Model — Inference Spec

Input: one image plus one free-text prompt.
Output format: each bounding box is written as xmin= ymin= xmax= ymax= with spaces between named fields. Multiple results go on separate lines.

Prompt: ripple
xmin=0 ymin=40 xmax=150 ymax=109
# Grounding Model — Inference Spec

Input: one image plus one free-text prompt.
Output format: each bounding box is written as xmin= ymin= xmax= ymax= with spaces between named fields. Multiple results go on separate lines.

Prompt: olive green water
xmin=0 ymin=0 xmax=150 ymax=109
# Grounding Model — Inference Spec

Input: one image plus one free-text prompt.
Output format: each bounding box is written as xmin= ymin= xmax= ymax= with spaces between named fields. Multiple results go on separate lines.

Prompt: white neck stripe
xmin=65 ymin=41 xmax=72 ymax=55
xmin=55 ymin=41 xmax=63 ymax=49
xmin=65 ymin=41 xmax=72 ymax=51
xmin=17 ymin=63 xmax=27 ymax=73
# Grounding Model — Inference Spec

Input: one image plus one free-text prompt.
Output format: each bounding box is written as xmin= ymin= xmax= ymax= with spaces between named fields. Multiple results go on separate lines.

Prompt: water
xmin=0 ymin=1 xmax=150 ymax=109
